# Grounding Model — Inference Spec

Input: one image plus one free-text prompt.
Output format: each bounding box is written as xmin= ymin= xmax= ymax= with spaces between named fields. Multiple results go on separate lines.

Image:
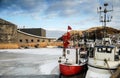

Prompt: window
xmin=106 ymin=48 xmax=112 ymax=53
xmin=97 ymin=48 xmax=104 ymax=52
xmin=102 ymin=48 xmax=106 ymax=52
xmin=98 ymin=48 xmax=102 ymax=52
xmin=31 ymin=39 xmax=34 ymax=42
xmin=37 ymin=39 xmax=40 ymax=42
xmin=97 ymin=47 xmax=112 ymax=53
xmin=26 ymin=39 xmax=28 ymax=43
xmin=19 ymin=39 xmax=22 ymax=42
xmin=97 ymin=48 xmax=102 ymax=52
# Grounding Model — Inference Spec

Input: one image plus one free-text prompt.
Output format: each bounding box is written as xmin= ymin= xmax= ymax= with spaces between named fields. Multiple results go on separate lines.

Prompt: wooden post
xmin=110 ymin=66 xmax=120 ymax=78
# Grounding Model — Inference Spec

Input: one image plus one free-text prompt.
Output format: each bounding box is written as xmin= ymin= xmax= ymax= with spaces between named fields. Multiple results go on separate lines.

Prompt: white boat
xmin=86 ymin=37 xmax=120 ymax=78
xmin=86 ymin=3 xmax=120 ymax=78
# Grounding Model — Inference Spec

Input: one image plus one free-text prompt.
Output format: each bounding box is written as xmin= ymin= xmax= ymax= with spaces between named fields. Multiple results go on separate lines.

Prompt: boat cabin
xmin=89 ymin=37 xmax=120 ymax=61
xmin=94 ymin=45 xmax=119 ymax=61
xmin=102 ymin=38 xmax=112 ymax=45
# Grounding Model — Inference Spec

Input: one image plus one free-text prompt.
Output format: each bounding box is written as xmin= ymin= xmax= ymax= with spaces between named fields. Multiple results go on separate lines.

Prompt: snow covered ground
xmin=0 ymin=48 xmax=62 ymax=75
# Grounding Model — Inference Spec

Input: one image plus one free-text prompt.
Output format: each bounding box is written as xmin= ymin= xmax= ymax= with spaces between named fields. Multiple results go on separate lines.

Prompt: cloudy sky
xmin=0 ymin=0 xmax=120 ymax=31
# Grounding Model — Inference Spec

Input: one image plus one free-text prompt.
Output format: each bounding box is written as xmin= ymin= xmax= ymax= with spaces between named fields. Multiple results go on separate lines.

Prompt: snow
xmin=39 ymin=61 xmax=59 ymax=74
xmin=0 ymin=48 xmax=62 ymax=55
xmin=0 ymin=48 xmax=62 ymax=75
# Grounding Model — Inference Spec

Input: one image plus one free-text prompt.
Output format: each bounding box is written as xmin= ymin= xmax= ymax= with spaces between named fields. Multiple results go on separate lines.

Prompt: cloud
xmin=0 ymin=0 xmax=46 ymax=16
xmin=0 ymin=0 xmax=98 ymax=18
xmin=0 ymin=0 xmax=119 ymax=28
xmin=44 ymin=0 xmax=98 ymax=18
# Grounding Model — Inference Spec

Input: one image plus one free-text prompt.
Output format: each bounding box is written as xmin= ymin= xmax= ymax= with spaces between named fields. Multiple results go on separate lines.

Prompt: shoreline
xmin=0 ymin=42 xmax=63 ymax=49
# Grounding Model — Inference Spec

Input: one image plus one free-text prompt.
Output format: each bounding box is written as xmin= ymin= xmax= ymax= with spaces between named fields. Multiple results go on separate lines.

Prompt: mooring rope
xmin=104 ymin=59 xmax=113 ymax=75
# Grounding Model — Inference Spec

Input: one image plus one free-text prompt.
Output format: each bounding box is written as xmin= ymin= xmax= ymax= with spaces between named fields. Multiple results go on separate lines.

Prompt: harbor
xmin=0 ymin=0 xmax=120 ymax=78
xmin=1 ymin=47 xmax=119 ymax=78
xmin=58 ymin=2 xmax=120 ymax=78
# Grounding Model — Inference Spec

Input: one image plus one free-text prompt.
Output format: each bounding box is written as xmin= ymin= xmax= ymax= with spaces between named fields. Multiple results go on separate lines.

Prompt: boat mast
xmin=97 ymin=3 xmax=113 ymax=38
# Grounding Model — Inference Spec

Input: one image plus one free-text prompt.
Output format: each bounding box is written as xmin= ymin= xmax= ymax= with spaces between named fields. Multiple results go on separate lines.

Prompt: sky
xmin=0 ymin=0 xmax=120 ymax=31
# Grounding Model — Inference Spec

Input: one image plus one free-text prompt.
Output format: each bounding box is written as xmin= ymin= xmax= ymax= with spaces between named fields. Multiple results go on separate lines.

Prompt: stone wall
xmin=0 ymin=18 xmax=56 ymax=48
xmin=17 ymin=30 xmax=55 ymax=44
xmin=0 ymin=18 xmax=17 ymax=43
xmin=17 ymin=30 xmax=56 ymax=48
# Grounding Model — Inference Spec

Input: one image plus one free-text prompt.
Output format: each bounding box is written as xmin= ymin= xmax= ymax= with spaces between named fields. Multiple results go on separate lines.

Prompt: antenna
xmin=97 ymin=3 xmax=113 ymax=38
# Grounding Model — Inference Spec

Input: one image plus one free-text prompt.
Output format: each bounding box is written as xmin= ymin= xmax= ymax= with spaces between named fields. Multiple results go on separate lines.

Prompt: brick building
xmin=0 ymin=18 xmax=17 ymax=43
xmin=0 ymin=18 xmax=56 ymax=47
xmin=19 ymin=28 xmax=46 ymax=37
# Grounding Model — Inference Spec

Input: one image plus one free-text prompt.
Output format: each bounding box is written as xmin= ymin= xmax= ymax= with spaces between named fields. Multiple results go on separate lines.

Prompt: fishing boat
xmin=58 ymin=26 xmax=88 ymax=76
xmin=59 ymin=48 xmax=87 ymax=76
xmin=86 ymin=37 xmax=120 ymax=78
xmin=86 ymin=3 xmax=120 ymax=78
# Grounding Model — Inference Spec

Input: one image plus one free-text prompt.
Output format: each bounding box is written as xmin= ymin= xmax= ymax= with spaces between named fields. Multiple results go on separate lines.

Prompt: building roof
xmin=18 ymin=28 xmax=46 ymax=36
xmin=17 ymin=30 xmax=56 ymax=40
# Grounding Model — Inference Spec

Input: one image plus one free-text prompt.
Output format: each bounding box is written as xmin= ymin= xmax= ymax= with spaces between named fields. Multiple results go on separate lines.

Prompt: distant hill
xmin=85 ymin=26 xmax=120 ymax=34
xmin=58 ymin=26 xmax=120 ymax=40
xmin=84 ymin=26 xmax=120 ymax=39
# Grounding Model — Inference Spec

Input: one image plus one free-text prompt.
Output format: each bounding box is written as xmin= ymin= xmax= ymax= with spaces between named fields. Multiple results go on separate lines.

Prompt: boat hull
xmin=59 ymin=63 xmax=84 ymax=76
xmin=85 ymin=65 xmax=116 ymax=78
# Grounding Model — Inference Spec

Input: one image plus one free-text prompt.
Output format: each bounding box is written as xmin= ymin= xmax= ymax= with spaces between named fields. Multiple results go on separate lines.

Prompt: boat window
xmin=79 ymin=48 xmax=84 ymax=52
xmin=99 ymin=48 xmax=101 ymax=51
xmin=97 ymin=48 xmax=99 ymax=52
xmin=80 ymin=54 xmax=86 ymax=58
xmin=97 ymin=47 xmax=113 ymax=53
xmin=105 ymin=41 xmax=110 ymax=44
xmin=102 ymin=48 xmax=106 ymax=52
xmin=67 ymin=50 xmax=70 ymax=54
xmin=119 ymin=50 xmax=120 ymax=55
xmin=97 ymin=48 xmax=104 ymax=53
xmin=106 ymin=48 xmax=112 ymax=53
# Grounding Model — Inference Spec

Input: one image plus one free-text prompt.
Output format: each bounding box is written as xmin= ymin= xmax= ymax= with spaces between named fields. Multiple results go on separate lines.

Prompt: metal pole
xmin=98 ymin=3 xmax=113 ymax=38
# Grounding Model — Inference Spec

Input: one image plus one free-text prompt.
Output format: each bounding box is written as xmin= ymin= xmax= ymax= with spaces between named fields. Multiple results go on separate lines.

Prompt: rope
xmin=104 ymin=59 xmax=113 ymax=75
